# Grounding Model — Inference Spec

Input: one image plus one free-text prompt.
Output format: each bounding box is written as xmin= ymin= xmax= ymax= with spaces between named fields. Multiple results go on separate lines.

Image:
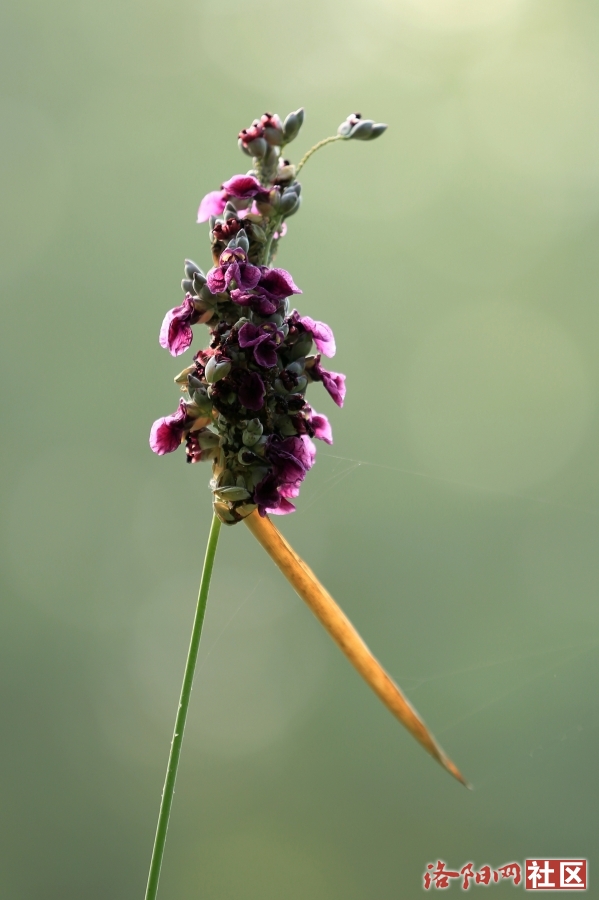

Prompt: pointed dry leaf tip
xmin=243 ymin=510 xmax=469 ymax=788
xmin=151 ymin=106 xmax=386 ymax=523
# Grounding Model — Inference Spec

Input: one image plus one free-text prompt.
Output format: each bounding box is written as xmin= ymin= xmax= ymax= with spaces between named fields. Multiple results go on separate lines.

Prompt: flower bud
xmin=233 ymin=228 xmax=249 ymax=253
xmin=181 ymin=278 xmax=195 ymax=294
xmin=184 ymin=259 xmax=204 ymax=279
xmin=242 ymin=418 xmax=264 ymax=446
xmin=246 ymin=137 xmax=267 ymax=158
xmin=192 ymin=271 xmax=207 ymax=293
xmin=347 ymin=119 xmax=374 ymax=140
xmin=282 ymin=194 xmax=301 ymax=217
xmin=204 ymin=356 xmax=231 ymax=383
xmin=238 ymin=139 xmax=253 ymax=157
xmin=223 ymin=202 xmax=238 ymax=221
xmin=283 ymin=108 xmax=305 ymax=143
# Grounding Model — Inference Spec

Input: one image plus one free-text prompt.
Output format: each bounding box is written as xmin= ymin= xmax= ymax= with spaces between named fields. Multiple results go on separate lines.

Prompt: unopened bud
xmin=204 ymin=356 xmax=231 ymax=383
xmin=192 ymin=271 xmax=207 ymax=293
xmin=282 ymin=194 xmax=301 ymax=217
xmin=283 ymin=108 xmax=305 ymax=143
xmin=234 ymin=229 xmax=250 ymax=253
xmin=246 ymin=137 xmax=267 ymax=158
xmin=223 ymin=202 xmax=238 ymax=221
xmin=184 ymin=259 xmax=204 ymax=279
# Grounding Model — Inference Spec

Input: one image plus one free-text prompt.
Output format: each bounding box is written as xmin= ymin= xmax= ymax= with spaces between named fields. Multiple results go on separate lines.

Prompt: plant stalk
xmin=295 ymin=134 xmax=343 ymax=174
xmin=144 ymin=513 xmax=222 ymax=900
xmin=244 ymin=510 xmax=469 ymax=788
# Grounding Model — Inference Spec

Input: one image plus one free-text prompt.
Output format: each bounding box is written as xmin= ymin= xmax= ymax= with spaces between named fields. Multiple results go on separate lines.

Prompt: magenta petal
xmin=310 ymin=409 xmax=333 ymax=444
xmin=267 ymin=497 xmax=296 ymax=515
xmin=149 ymin=401 xmax=188 ymax=455
xmin=159 ymin=296 xmax=195 ymax=357
xmin=322 ymin=370 xmax=346 ymax=407
xmin=197 ymin=190 xmax=226 ymax=223
xmin=258 ymin=267 xmax=301 ymax=300
xmin=206 ymin=267 xmax=226 ymax=293
xmin=301 ymin=316 xmax=336 ymax=357
xmin=221 ymin=174 xmax=264 ymax=198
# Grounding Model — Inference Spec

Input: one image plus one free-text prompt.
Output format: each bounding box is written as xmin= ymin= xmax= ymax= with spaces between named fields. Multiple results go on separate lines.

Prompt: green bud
xmin=235 ymin=229 xmax=249 ymax=253
xmin=192 ymin=271 xmax=207 ymax=293
xmin=181 ymin=279 xmax=195 ymax=294
xmin=279 ymin=191 xmax=301 ymax=216
xmin=185 ymin=259 xmax=204 ymax=279
xmin=282 ymin=108 xmax=305 ymax=143
xmin=369 ymin=123 xmax=388 ymax=139
xmin=204 ymin=356 xmax=232 ymax=383
xmin=223 ymin=202 xmax=238 ymax=221
xmin=246 ymin=137 xmax=267 ymax=158
xmin=242 ymin=418 xmax=264 ymax=446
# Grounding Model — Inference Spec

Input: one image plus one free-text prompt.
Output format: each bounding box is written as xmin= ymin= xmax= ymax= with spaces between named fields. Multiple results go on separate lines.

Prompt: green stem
xmin=295 ymin=134 xmax=343 ymax=175
xmin=144 ymin=513 xmax=222 ymax=900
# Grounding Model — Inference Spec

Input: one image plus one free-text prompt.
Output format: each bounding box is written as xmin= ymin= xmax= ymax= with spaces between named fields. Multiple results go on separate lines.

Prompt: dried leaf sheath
xmin=245 ymin=510 xmax=470 ymax=788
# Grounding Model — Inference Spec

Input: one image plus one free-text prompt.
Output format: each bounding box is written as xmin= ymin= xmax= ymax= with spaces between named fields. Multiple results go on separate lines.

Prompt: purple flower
xmin=206 ymin=247 xmax=261 ymax=294
xmin=230 ymin=288 xmax=280 ymax=317
xmin=308 ymin=407 xmax=333 ymax=444
xmin=230 ymin=267 xmax=301 ymax=316
xmin=266 ymin=435 xmax=316 ymax=484
xmin=221 ymin=174 xmax=266 ymax=199
xmin=197 ymin=190 xmax=227 ymax=223
xmin=197 ymin=175 xmax=269 ymax=223
xmin=257 ymin=267 xmax=301 ymax=301
xmin=254 ymin=435 xmax=316 ymax=515
xmin=311 ymin=357 xmax=346 ymax=407
xmin=238 ymin=371 xmax=266 ymax=410
xmin=288 ymin=311 xmax=335 ymax=357
xmin=159 ymin=294 xmax=199 ymax=357
xmin=238 ymin=322 xmax=284 ymax=368
xmin=150 ymin=400 xmax=194 ymax=455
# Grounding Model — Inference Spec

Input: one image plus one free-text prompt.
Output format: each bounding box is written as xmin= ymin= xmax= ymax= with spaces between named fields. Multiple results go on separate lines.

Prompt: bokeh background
xmin=2 ymin=0 xmax=599 ymax=896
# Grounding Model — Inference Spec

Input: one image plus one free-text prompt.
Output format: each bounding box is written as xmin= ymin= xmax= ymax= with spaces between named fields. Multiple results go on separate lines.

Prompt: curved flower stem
xmin=144 ymin=513 xmax=222 ymax=900
xmin=295 ymin=134 xmax=344 ymax=175
xmin=244 ymin=510 xmax=470 ymax=788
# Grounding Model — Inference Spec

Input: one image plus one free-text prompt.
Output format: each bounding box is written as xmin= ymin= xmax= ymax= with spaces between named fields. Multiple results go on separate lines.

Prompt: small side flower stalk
xmin=145 ymin=109 xmax=467 ymax=900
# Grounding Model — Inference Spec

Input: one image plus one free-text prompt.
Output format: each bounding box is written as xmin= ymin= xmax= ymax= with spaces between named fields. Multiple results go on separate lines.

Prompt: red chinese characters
xmin=423 ymin=861 xmax=522 ymax=890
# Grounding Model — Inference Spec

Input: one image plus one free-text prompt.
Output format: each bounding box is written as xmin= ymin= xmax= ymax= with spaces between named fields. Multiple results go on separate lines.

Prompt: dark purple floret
xmin=238 ymin=371 xmax=266 ymax=410
xmin=257 ymin=267 xmax=301 ymax=301
xmin=238 ymin=322 xmax=284 ymax=368
xmin=207 ymin=247 xmax=261 ymax=294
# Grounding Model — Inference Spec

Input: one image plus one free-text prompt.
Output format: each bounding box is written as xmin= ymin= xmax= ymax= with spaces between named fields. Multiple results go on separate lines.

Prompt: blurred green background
xmin=2 ymin=0 xmax=599 ymax=896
